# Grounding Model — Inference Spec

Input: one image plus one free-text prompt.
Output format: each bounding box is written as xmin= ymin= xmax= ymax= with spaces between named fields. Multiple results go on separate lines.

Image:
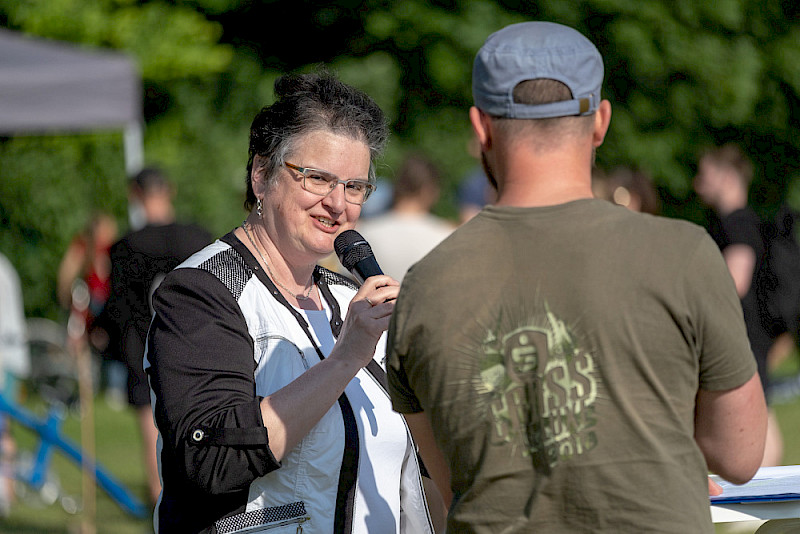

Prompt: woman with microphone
xmin=144 ymin=71 xmax=442 ymax=534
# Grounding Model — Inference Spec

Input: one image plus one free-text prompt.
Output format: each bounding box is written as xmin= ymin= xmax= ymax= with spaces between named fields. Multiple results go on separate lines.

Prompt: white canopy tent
xmin=0 ymin=28 xmax=143 ymax=175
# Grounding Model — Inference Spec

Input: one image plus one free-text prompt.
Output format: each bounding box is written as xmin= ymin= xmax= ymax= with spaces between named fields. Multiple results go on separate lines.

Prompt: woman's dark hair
xmin=244 ymin=70 xmax=389 ymax=211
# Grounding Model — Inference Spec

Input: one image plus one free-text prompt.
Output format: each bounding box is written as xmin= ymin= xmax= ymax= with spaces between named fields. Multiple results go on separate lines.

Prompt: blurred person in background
xmin=595 ymin=165 xmax=660 ymax=215
xmin=57 ymin=212 xmax=118 ymax=323
xmin=144 ymin=71 xmax=440 ymax=533
xmin=57 ymin=211 xmax=125 ymax=404
xmin=357 ymin=152 xmax=455 ymax=282
xmin=694 ymin=143 xmax=783 ymax=466
xmin=104 ymin=167 xmax=213 ymax=506
xmin=0 ymin=251 xmax=30 ymax=515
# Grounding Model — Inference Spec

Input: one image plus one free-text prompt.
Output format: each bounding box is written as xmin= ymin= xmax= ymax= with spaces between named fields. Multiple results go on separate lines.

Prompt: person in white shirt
xmin=358 ymin=153 xmax=455 ymax=281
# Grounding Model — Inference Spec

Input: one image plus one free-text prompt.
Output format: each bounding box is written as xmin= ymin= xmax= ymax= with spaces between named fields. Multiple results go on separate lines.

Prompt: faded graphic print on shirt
xmin=477 ymin=305 xmax=599 ymax=471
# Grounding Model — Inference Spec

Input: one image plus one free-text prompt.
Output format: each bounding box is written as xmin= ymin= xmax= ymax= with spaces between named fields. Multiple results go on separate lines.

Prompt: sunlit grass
xmin=3 ymin=392 xmax=152 ymax=534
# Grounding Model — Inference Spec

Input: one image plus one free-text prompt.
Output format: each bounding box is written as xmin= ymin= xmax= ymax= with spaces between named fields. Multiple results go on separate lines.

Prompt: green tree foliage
xmin=2 ymin=0 xmax=800 ymax=319
xmin=0 ymin=132 xmax=127 ymax=318
xmin=0 ymin=0 xmax=235 ymax=319
xmin=2 ymin=0 xmax=233 ymax=79
xmin=584 ymin=0 xmax=800 ymax=222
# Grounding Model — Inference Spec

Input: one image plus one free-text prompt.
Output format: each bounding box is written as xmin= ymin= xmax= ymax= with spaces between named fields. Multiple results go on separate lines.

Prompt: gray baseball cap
xmin=472 ymin=21 xmax=604 ymax=119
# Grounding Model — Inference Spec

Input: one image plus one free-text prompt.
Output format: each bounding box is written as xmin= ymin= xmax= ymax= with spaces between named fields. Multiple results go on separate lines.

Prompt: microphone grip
xmin=350 ymin=256 xmax=383 ymax=285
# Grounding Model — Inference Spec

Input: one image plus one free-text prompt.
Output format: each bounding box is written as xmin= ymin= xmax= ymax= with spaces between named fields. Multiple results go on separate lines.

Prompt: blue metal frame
xmin=0 ymin=393 xmax=148 ymax=519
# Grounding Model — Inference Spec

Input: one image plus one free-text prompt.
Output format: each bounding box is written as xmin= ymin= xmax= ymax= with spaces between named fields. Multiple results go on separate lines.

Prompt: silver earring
xmin=257 ymin=198 xmax=263 ymax=219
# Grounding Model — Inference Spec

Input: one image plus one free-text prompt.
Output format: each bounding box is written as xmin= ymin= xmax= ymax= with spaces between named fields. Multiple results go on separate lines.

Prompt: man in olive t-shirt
xmin=386 ymin=21 xmax=767 ymax=533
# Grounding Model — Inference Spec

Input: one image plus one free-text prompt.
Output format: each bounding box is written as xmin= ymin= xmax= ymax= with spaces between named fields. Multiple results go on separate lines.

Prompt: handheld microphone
xmin=334 ymin=230 xmax=383 ymax=284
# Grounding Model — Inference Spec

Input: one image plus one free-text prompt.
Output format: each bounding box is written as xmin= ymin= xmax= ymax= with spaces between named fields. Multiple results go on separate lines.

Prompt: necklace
xmin=242 ymin=221 xmax=315 ymax=301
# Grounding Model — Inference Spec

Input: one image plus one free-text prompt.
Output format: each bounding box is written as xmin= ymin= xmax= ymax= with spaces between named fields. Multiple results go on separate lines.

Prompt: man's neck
xmin=715 ymin=188 xmax=748 ymax=218
xmin=143 ymin=196 xmax=176 ymax=225
xmin=493 ymin=149 xmax=595 ymax=207
xmin=392 ymin=197 xmax=432 ymax=215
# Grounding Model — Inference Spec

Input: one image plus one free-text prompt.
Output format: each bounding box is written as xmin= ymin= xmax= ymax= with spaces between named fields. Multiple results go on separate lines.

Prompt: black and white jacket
xmin=145 ymin=232 xmax=433 ymax=534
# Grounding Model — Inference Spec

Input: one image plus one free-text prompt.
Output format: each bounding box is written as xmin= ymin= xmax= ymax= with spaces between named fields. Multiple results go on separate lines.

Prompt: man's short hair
xmin=130 ymin=167 xmax=171 ymax=194
xmin=392 ymin=153 xmax=442 ymax=203
xmin=493 ymin=79 xmax=595 ymax=142
xmin=700 ymin=144 xmax=754 ymax=186
xmin=512 ymin=78 xmax=573 ymax=106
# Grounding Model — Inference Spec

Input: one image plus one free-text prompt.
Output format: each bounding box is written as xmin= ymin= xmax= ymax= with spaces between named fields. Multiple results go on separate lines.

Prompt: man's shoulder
xmin=156 ymin=221 xmax=214 ymax=247
xmin=582 ymin=200 xmax=707 ymax=240
xmin=170 ymin=221 xmax=214 ymax=238
xmin=112 ymin=222 xmax=214 ymax=258
xmin=630 ymin=209 xmax=708 ymax=236
xmin=724 ymin=206 xmax=760 ymax=224
xmin=720 ymin=207 xmax=762 ymax=239
xmin=120 ymin=220 xmax=212 ymax=239
xmin=112 ymin=224 xmax=163 ymax=252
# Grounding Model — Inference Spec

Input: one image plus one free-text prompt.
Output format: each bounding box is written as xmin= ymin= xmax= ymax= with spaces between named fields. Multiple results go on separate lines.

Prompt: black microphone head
xmin=334 ymin=230 xmax=374 ymax=272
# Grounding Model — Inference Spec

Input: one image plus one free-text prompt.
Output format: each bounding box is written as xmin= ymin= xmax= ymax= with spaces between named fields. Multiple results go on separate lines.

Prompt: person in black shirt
xmin=105 ymin=167 xmax=213 ymax=504
xmin=695 ymin=143 xmax=783 ymax=466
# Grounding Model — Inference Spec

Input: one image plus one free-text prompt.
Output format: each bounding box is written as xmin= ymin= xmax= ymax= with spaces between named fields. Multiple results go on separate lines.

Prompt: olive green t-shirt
xmin=387 ymin=199 xmax=757 ymax=533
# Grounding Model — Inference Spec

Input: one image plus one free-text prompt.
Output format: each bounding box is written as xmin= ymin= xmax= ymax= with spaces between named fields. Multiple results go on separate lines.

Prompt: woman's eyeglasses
xmin=285 ymin=162 xmax=375 ymax=205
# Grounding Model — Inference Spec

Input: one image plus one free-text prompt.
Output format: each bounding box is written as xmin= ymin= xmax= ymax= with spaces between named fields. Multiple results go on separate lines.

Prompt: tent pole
xmin=124 ymin=122 xmax=144 ymax=178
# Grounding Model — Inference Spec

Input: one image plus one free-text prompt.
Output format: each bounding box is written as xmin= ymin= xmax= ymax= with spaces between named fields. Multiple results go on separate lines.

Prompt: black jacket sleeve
xmin=146 ymin=267 xmax=280 ymax=495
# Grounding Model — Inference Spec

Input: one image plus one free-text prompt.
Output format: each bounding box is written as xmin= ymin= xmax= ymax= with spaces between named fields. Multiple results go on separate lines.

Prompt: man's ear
xmin=592 ymin=100 xmax=612 ymax=148
xmin=469 ymin=106 xmax=493 ymax=150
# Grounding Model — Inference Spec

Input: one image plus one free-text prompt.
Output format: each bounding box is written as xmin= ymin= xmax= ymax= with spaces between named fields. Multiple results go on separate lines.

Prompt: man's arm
xmin=404 ymin=412 xmax=453 ymax=509
xmin=694 ymin=372 xmax=767 ymax=484
xmin=723 ymin=244 xmax=757 ymax=297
